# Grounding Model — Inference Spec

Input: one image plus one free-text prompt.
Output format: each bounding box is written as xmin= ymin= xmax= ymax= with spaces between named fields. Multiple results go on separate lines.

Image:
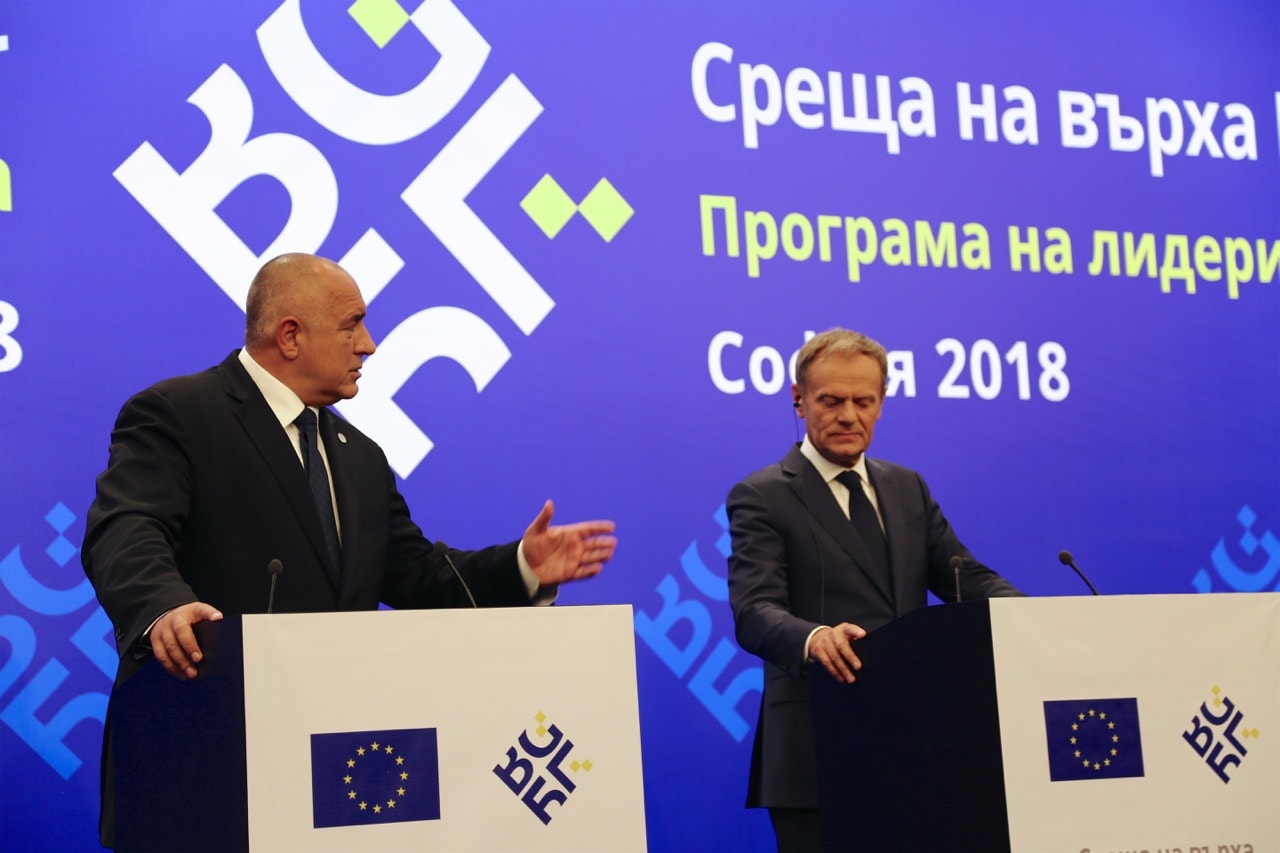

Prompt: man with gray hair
xmin=727 ymin=327 xmax=1021 ymax=852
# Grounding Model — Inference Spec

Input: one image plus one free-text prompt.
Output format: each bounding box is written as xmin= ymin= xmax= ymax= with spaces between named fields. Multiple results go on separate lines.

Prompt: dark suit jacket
xmin=82 ymin=351 xmax=532 ymax=845
xmin=726 ymin=444 xmax=1021 ymax=810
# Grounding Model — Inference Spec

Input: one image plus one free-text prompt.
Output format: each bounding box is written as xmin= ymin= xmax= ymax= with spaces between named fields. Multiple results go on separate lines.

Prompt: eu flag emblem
xmin=1043 ymin=697 xmax=1144 ymax=781
xmin=310 ymin=727 xmax=441 ymax=828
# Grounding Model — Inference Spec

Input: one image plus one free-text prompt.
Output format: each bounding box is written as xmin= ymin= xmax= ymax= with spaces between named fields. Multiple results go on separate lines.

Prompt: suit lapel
xmin=868 ymin=459 xmax=912 ymax=616
xmin=782 ymin=446 xmax=895 ymax=605
xmin=218 ymin=354 xmax=339 ymax=592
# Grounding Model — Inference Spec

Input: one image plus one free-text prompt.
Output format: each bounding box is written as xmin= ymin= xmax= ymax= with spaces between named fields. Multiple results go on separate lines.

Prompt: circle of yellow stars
xmin=1066 ymin=707 xmax=1122 ymax=772
xmin=342 ymin=739 xmax=411 ymax=814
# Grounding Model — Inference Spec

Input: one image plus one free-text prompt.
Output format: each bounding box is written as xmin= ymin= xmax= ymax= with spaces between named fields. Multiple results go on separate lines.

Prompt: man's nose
xmin=356 ymin=326 xmax=376 ymax=356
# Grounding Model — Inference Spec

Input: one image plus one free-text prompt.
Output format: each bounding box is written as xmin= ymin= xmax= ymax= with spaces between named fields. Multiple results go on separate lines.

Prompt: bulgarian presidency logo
xmin=1043 ymin=697 xmax=1145 ymax=781
xmin=493 ymin=711 xmax=593 ymax=825
xmin=112 ymin=0 xmax=634 ymax=479
xmin=309 ymin=727 xmax=441 ymax=828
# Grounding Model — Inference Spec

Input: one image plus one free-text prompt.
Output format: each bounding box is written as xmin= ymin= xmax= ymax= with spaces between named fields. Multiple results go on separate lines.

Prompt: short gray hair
xmin=794 ymin=328 xmax=888 ymax=391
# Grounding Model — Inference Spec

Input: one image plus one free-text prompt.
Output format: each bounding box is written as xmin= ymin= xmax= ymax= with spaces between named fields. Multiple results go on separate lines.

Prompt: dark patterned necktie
xmin=835 ymin=470 xmax=892 ymax=597
xmin=295 ymin=408 xmax=341 ymax=586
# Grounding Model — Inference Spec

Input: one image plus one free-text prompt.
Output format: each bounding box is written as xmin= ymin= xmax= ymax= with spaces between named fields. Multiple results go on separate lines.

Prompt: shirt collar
xmin=238 ymin=348 xmax=308 ymax=429
xmin=800 ymin=435 xmax=871 ymax=485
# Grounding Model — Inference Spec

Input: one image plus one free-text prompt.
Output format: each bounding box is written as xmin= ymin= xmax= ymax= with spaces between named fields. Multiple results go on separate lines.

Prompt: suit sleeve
xmin=727 ymin=478 xmax=819 ymax=675
xmin=377 ymin=475 xmax=530 ymax=610
xmin=82 ymin=387 xmax=201 ymax=659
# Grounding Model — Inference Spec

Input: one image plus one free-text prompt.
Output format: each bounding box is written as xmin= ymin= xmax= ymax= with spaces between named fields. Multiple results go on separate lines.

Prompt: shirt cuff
xmin=802 ymin=625 xmax=828 ymax=662
xmin=143 ymin=611 xmax=170 ymax=643
xmin=517 ymin=539 xmax=557 ymax=606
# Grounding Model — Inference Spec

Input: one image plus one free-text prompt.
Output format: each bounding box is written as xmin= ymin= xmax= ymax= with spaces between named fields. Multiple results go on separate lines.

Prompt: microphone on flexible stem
xmin=266 ymin=558 xmax=283 ymax=613
xmin=434 ymin=541 xmax=477 ymax=608
xmin=1057 ymin=550 xmax=1100 ymax=596
xmin=950 ymin=555 xmax=964 ymax=603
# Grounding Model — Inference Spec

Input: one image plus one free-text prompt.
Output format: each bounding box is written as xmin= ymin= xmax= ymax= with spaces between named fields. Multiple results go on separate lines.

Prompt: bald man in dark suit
xmin=83 ymin=253 xmax=617 ymax=847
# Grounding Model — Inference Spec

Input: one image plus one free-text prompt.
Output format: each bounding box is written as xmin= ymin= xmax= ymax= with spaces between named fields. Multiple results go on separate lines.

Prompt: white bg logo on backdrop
xmin=115 ymin=0 xmax=559 ymax=478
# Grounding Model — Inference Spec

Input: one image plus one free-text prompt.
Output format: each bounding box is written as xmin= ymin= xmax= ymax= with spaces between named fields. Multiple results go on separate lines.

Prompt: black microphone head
xmin=432 ymin=541 xmax=449 ymax=555
xmin=949 ymin=555 xmax=964 ymax=570
xmin=1058 ymin=550 xmax=1074 ymax=566
xmin=268 ymin=558 xmax=283 ymax=576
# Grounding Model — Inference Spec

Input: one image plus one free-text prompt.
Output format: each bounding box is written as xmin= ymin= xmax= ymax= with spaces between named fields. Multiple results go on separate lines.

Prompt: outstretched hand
xmin=522 ymin=500 xmax=617 ymax=588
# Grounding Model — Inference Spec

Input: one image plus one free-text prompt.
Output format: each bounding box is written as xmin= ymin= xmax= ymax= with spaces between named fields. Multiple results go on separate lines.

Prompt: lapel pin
xmin=337 ymin=433 xmax=347 ymax=444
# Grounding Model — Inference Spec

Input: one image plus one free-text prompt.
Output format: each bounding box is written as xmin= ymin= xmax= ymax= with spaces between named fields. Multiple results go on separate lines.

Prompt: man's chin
xmin=818 ymin=446 xmax=865 ymax=467
xmin=318 ymin=387 xmax=355 ymax=405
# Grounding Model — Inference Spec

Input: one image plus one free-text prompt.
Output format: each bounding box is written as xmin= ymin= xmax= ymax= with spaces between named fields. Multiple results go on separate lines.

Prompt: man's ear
xmin=277 ymin=316 xmax=301 ymax=360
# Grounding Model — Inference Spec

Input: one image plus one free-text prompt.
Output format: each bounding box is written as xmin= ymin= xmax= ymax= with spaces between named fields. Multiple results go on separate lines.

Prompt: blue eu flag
xmin=310 ymin=727 xmax=441 ymax=828
xmin=1043 ymin=697 xmax=1144 ymax=782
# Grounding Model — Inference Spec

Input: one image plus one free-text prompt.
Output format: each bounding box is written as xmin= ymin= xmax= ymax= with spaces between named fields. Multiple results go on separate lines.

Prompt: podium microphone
xmin=266 ymin=558 xmax=284 ymax=613
xmin=434 ymin=541 xmax=477 ymax=608
xmin=1057 ymin=550 xmax=1100 ymax=596
xmin=950 ymin=555 xmax=963 ymax=602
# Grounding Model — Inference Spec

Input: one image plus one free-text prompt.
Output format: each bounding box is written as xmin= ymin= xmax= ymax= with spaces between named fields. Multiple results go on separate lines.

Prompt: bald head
xmin=244 ymin=253 xmax=351 ymax=351
xmin=242 ymin=253 xmax=376 ymax=406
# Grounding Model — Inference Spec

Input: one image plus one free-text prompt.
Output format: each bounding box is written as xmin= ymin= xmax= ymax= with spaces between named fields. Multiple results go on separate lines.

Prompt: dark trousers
xmin=769 ymin=807 xmax=823 ymax=853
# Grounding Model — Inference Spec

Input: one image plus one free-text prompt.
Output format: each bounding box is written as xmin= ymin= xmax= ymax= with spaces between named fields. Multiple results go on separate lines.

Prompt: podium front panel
xmin=991 ymin=593 xmax=1279 ymax=852
xmin=240 ymin=605 xmax=646 ymax=852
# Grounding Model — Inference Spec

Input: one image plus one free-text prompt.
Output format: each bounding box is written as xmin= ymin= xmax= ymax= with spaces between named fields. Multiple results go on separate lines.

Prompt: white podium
xmin=811 ymin=593 xmax=1279 ymax=852
xmin=113 ymin=605 xmax=647 ymax=852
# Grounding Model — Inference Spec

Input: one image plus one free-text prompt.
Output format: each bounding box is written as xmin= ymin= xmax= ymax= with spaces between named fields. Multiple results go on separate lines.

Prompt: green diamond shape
xmin=0 ymin=159 xmax=11 ymax=212
xmin=521 ymin=175 xmax=578 ymax=239
xmin=348 ymin=0 xmax=410 ymax=49
xmin=578 ymin=178 xmax=634 ymax=242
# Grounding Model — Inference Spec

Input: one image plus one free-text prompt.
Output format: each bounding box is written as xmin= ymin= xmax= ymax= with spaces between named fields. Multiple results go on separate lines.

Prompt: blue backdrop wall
xmin=1 ymin=2 xmax=1277 ymax=850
